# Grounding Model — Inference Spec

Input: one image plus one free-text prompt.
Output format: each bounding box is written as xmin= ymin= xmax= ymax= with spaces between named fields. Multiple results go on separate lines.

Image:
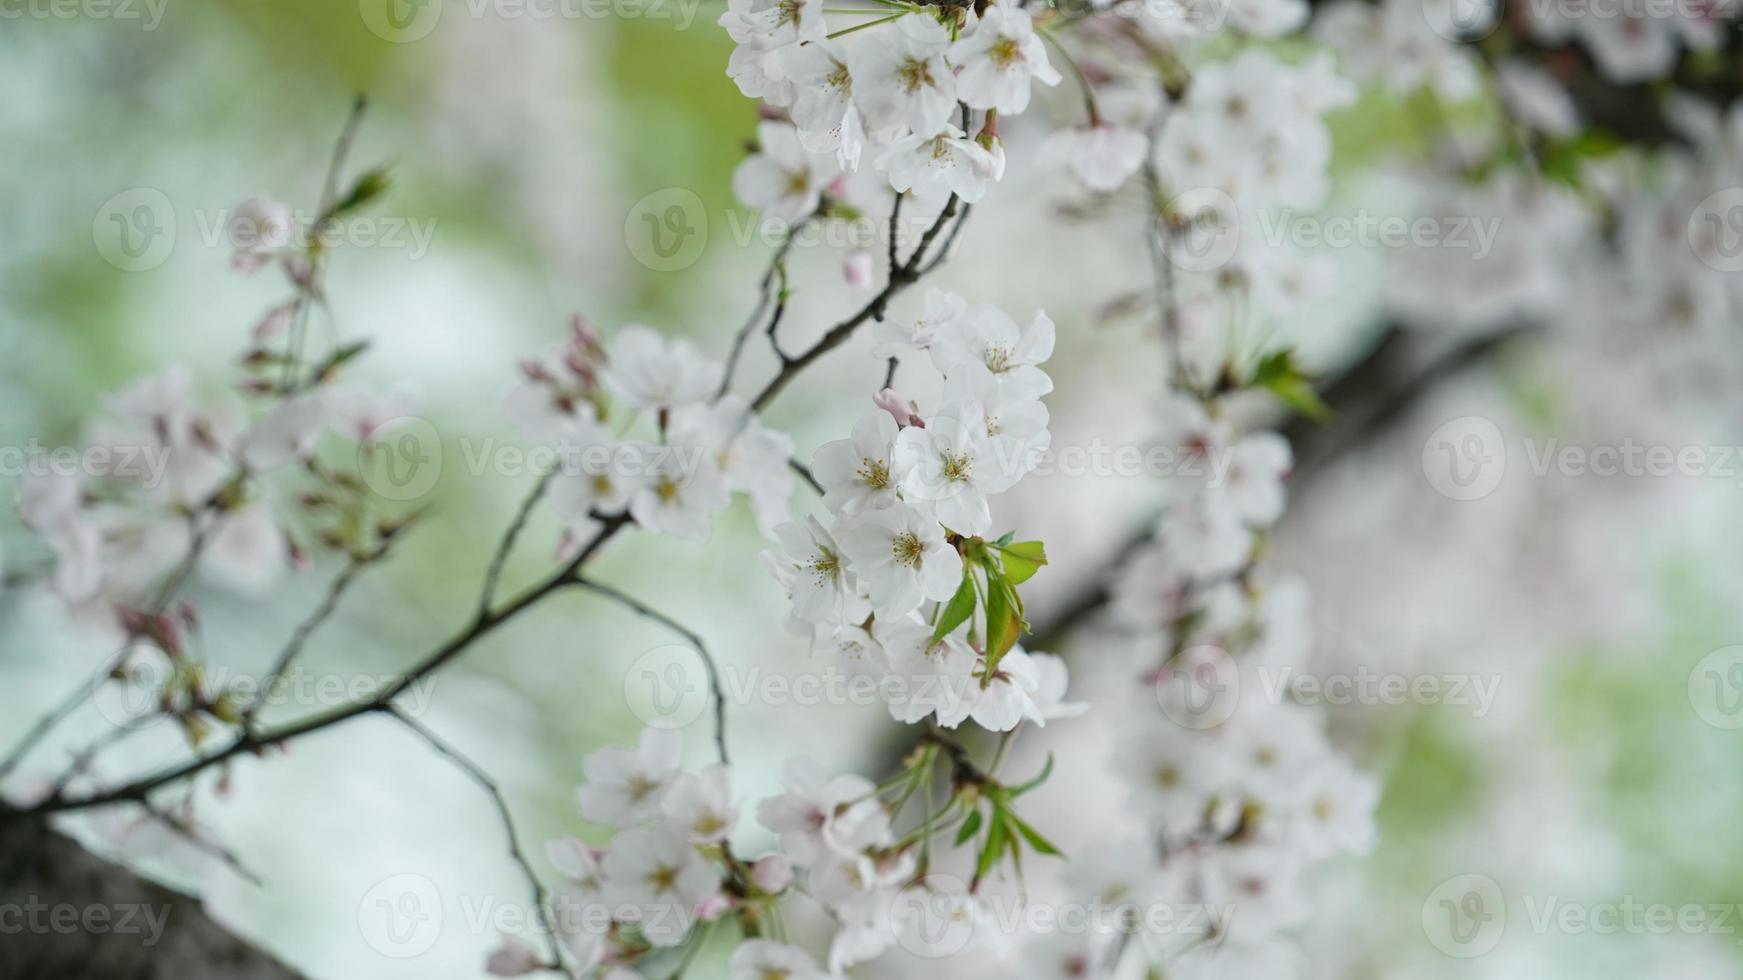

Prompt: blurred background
xmin=3 ymin=3 xmax=1743 ymax=979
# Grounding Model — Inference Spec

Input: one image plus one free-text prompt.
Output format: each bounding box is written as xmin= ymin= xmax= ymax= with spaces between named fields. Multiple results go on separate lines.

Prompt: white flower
xmin=546 ymin=419 xmax=637 ymax=522
xmin=627 ymin=441 xmax=730 ymax=541
xmin=545 ymin=838 xmax=611 ymax=965
xmin=732 ymin=121 xmax=841 ymax=225
xmin=484 ymin=932 xmax=544 ymax=976
xmin=1220 ymin=431 xmax=1291 ymax=527
xmin=891 ymin=401 xmax=1017 ymax=535
xmin=1027 ymin=651 xmax=1087 ymax=722
xmin=848 ymin=17 xmax=957 ymax=138
xmin=756 ymin=757 xmax=891 ymax=864
xmin=765 ymin=516 xmax=871 ymax=625
xmin=929 ymin=303 xmax=1055 ymax=401
xmin=876 ymin=615 xmax=978 ymax=726
xmin=1114 ymin=723 xmax=1235 ymax=832
xmin=949 ymin=2 xmax=1060 ymax=114
xmin=239 ymin=393 xmax=330 ymax=472
xmin=967 ymin=646 xmax=1042 ymax=731
xmin=872 ymin=287 xmax=968 ymax=358
xmin=602 ymin=326 xmax=724 ymax=413
xmin=663 ymin=763 xmax=740 ymax=844
xmin=944 ymin=371 xmax=1052 ymax=481
xmin=811 ymin=410 xmax=901 ymax=515
xmin=720 ymin=0 xmax=824 ymax=104
xmin=671 ymin=396 xmax=795 ymax=536
xmin=875 ymin=126 xmax=999 ymax=203
xmin=1281 ymin=758 xmax=1379 ymax=859
xmin=785 ymin=39 xmax=867 ymax=170
xmin=575 ymin=728 xmax=684 ymax=828
xmin=324 ymin=384 xmax=417 ymax=445
xmin=835 ymin=503 xmax=962 ymax=617
xmin=729 ymin=940 xmax=828 ymax=980
xmin=1043 ymin=123 xmax=1148 ymax=192
xmin=227 ymin=197 xmax=296 ymax=271
xmin=204 ymin=504 xmax=287 ymax=594
xmin=601 ymin=824 xmax=721 ymax=947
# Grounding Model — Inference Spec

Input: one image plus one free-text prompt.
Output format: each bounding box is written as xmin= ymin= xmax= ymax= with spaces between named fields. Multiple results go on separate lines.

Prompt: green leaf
xmin=998 ymin=540 xmax=1048 ymax=585
xmin=954 ymin=806 xmax=983 ymax=846
xmin=982 ymin=572 xmax=1022 ymax=678
xmin=932 ymin=571 xmax=978 ymax=643
xmin=1007 ymin=812 xmax=1063 ymax=856
xmin=975 ymin=811 xmax=1009 ymax=882
xmin=330 ymin=167 xmax=391 ymax=217
xmin=1008 ymin=753 xmax=1054 ymax=797
xmin=1251 ymin=349 xmax=1332 ymax=424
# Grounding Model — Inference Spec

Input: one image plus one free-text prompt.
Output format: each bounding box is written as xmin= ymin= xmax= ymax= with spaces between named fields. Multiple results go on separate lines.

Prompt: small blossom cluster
xmin=1074 ymin=387 xmax=1378 ymax=976
xmin=485 ymin=730 xmax=998 ymax=977
xmin=12 ymin=200 xmax=418 ymax=624
xmin=724 ymin=0 xmax=1063 ymax=209
xmin=504 ymin=317 xmax=794 ymax=543
xmin=761 ymin=289 xmax=1085 ymax=732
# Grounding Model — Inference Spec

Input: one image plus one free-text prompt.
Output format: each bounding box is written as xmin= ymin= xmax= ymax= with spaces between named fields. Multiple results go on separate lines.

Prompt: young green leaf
xmin=998 ymin=540 xmax=1048 ymax=585
xmin=954 ymin=806 xmax=984 ymax=846
xmin=1008 ymin=752 xmax=1055 ymax=797
xmin=933 ymin=571 xmax=978 ymax=643
xmin=1007 ymin=811 xmax=1063 ymax=856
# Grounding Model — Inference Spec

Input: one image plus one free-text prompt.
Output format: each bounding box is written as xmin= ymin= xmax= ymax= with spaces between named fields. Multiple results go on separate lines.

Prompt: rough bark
xmin=0 ymin=805 xmax=304 ymax=980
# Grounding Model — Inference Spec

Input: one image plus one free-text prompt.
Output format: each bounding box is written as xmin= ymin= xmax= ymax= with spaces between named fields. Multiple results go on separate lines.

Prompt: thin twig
xmin=789 ymin=459 xmax=823 ymax=496
xmin=137 ymin=801 xmax=267 ymax=888
xmin=480 ymin=469 xmax=556 ymax=614
xmin=569 ymin=578 xmax=730 ymax=765
xmin=382 ymin=705 xmax=564 ymax=972
xmin=249 ymin=542 xmax=392 ymax=731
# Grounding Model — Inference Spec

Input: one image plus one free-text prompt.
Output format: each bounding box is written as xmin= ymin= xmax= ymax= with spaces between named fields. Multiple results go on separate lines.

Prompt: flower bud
xmin=751 ymin=854 xmax=793 ymax=893
xmin=843 ymin=250 xmax=874 ymax=290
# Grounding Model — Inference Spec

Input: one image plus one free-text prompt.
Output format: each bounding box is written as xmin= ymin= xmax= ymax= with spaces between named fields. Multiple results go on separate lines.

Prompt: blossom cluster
xmin=13 ymin=197 xmax=416 ymax=626
xmin=760 ymin=288 xmax=1087 ymax=733
xmin=1066 ymin=389 xmax=1378 ymax=976
xmin=724 ymin=0 xmax=1064 ymax=210
xmin=504 ymin=316 xmax=794 ymax=543
xmin=484 ymin=729 xmax=1008 ymax=977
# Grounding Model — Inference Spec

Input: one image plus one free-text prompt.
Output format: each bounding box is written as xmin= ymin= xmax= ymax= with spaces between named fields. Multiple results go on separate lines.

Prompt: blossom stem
xmin=1039 ymin=29 xmax=1099 ymax=126
xmin=825 ymin=11 xmax=905 ymax=38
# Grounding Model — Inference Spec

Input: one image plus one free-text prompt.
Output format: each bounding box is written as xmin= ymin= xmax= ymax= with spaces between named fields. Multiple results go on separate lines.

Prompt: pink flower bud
xmin=696 ymin=893 xmax=734 ymax=922
xmin=843 ymin=250 xmax=874 ymax=290
xmin=484 ymin=933 xmax=542 ymax=976
xmin=751 ymin=854 xmax=793 ymax=894
xmin=251 ymin=302 xmax=296 ymax=342
xmin=826 ymin=175 xmax=850 ymax=199
xmin=874 ymin=389 xmax=923 ymax=428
